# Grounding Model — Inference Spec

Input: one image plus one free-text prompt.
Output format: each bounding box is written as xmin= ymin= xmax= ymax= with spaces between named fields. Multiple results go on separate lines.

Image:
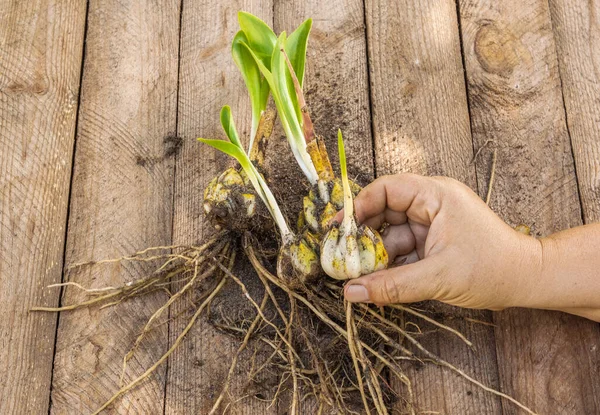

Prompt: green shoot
xmin=237 ymin=15 xmax=319 ymax=184
xmin=237 ymin=12 xmax=276 ymax=69
xmin=232 ymin=31 xmax=270 ymax=144
xmin=233 ymin=12 xmax=276 ymax=144
xmin=283 ymin=18 xmax=312 ymax=122
xmin=337 ymin=129 xmax=354 ymax=225
xmin=219 ymin=105 xmax=243 ymax=148
xmin=199 ymin=106 xmax=293 ymax=244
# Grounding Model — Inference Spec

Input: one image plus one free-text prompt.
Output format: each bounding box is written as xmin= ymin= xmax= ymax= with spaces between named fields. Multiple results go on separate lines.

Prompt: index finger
xmin=352 ymin=173 xmax=441 ymax=229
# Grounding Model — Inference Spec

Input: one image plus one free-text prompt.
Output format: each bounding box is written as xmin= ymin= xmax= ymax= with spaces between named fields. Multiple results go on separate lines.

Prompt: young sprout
xmin=200 ymin=107 xmax=291 ymax=239
xmin=200 ymin=106 xmax=320 ymax=285
xmin=237 ymin=14 xmax=365 ymax=240
xmin=281 ymin=36 xmax=363 ymax=238
xmin=231 ymin=13 xmax=273 ymax=146
xmin=238 ymin=15 xmax=320 ymax=184
xmin=320 ymin=131 xmax=388 ymax=280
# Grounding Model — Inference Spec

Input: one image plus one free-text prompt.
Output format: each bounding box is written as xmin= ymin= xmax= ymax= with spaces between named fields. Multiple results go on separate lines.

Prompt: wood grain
xmin=457 ymin=1 xmax=600 ymax=413
xmin=365 ymin=0 xmax=503 ymax=413
xmin=0 ymin=1 xmax=86 ymax=413
xmin=549 ymin=0 xmax=600 ymax=224
xmin=49 ymin=0 xmax=180 ymax=412
xmin=164 ymin=2 xmax=276 ymax=414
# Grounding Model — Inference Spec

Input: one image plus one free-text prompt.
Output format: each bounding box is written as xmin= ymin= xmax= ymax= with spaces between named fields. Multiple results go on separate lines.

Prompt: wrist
xmin=503 ymin=232 xmax=544 ymax=308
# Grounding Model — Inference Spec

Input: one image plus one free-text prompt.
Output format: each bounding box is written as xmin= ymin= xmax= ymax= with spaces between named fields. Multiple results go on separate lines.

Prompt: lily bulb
xmin=320 ymin=131 xmax=388 ymax=280
xmin=277 ymin=231 xmax=320 ymax=287
xmin=203 ymin=167 xmax=257 ymax=230
xmin=299 ymin=177 xmax=361 ymax=236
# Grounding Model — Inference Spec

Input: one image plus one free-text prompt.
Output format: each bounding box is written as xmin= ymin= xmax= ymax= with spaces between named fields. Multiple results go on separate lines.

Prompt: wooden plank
xmin=457 ymin=1 xmax=600 ymax=413
xmin=549 ymin=0 xmax=600 ymax=224
xmin=0 ymin=1 xmax=86 ymax=413
xmin=274 ymin=1 xmax=375 ymax=412
xmin=365 ymin=0 xmax=503 ymax=413
xmin=164 ymin=3 xmax=276 ymax=414
xmin=49 ymin=1 xmax=180 ymax=413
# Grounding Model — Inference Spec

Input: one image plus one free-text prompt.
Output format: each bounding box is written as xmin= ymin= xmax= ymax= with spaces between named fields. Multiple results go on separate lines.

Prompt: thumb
xmin=343 ymin=255 xmax=446 ymax=305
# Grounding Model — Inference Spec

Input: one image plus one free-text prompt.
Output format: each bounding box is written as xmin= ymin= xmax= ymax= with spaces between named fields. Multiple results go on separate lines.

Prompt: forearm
xmin=522 ymin=223 xmax=600 ymax=321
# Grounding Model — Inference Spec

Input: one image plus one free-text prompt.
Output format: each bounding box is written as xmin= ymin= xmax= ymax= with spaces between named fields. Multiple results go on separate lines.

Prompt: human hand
xmin=337 ymin=174 xmax=542 ymax=310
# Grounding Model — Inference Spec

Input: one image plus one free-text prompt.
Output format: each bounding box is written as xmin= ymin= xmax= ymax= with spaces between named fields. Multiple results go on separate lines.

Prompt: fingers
xmin=382 ymin=224 xmax=416 ymax=260
xmin=332 ymin=173 xmax=444 ymax=229
xmin=393 ymin=250 xmax=420 ymax=265
xmin=408 ymin=222 xmax=430 ymax=259
xmin=340 ymin=173 xmax=442 ymax=228
xmin=361 ymin=208 xmax=407 ymax=229
xmin=332 ymin=206 xmax=407 ymax=229
xmin=344 ymin=255 xmax=446 ymax=305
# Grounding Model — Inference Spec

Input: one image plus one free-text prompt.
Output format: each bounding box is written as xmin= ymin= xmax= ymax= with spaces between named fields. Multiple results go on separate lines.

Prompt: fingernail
xmin=345 ymin=285 xmax=370 ymax=303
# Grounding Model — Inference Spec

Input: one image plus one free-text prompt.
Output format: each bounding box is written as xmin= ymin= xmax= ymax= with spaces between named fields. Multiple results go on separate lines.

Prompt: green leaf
xmin=271 ymin=32 xmax=303 ymax=141
xmin=198 ymin=138 xmax=264 ymax=207
xmin=240 ymin=39 xmax=295 ymax=145
xmin=241 ymin=35 xmax=319 ymax=184
xmin=285 ymin=18 xmax=312 ymax=121
xmin=271 ymin=33 xmax=315 ymax=173
xmin=232 ymin=31 xmax=270 ymax=141
xmin=240 ymin=41 xmax=275 ymax=88
xmin=220 ymin=106 xmax=243 ymax=149
xmin=286 ymin=18 xmax=312 ymax=89
xmin=198 ymin=138 xmax=245 ymax=162
xmin=238 ymin=11 xmax=276 ymax=69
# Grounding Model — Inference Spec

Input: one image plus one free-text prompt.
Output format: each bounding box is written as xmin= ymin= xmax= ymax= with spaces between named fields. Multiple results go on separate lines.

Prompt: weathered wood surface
xmin=458 ymin=0 xmax=600 ymax=414
xmin=164 ymin=2 xmax=275 ymax=414
xmin=0 ymin=1 xmax=86 ymax=414
xmin=549 ymin=0 xmax=600 ymax=224
xmin=50 ymin=0 xmax=180 ymax=412
xmin=1 ymin=1 xmax=600 ymax=414
xmin=365 ymin=1 xmax=502 ymax=413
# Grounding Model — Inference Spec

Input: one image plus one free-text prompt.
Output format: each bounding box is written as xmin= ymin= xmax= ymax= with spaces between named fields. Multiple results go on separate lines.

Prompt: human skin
xmin=337 ymin=173 xmax=600 ymax=322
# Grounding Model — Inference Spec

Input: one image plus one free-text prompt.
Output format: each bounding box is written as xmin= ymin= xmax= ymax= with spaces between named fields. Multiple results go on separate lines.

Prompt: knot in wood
xmin=474 ymin=23 xmax=525 ymax=77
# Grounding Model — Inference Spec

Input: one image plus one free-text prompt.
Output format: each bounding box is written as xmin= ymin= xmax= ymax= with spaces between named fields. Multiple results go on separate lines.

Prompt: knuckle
xmin=395 ymin=172 xmax=420 ymax=184
xmin=429 ymin=263 xmax=450 ymax=300
xmin=431 ymin=176 xmax=475 ymax=206
xmin=376 ymin=174 xmax=394 ymax=185
xmin=375 ymin=275 xmax=400 ymax=305
xmin=431 ymin=176 xmax=462 ymax=194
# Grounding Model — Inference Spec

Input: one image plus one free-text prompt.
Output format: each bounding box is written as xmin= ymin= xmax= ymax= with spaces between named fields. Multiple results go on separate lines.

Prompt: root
xmin=470 ymin=139 xmax=494 ymax=164
xmin=363 ymin=306 xmax=537 ymax=415
xmin=91 ymin=276 xmax=228 ymax=415
xmin=216 ymin=261 xmax=301 ymax=363
xmin=67 ymin=233 xmax=226 ymax=270
xmin=46 ymin=281 xmax=119 ymax=293
xmin=209 ymin=291 xmax=269 ymax=414
xmin=485 ymin=148 xmax=498 ymax=206
xmin=120 ymin=261 xmax=218 ymax=386
xmin=287 ymin=293 xmax=300 ymax=415
xmin=350 ymin=303 xmax=388 ymax=415
xmin=244 ymin=238 xmax=537 ymax=415
xmin=376 ymin=305 xmax=472 ymax=348
xmin=32 ymin=226 xmax=535 ymax=415
xmin=346 ymin=301 xmax=372 ymax=415
xmin=31 ymin=235 xmax=227 ymax=313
